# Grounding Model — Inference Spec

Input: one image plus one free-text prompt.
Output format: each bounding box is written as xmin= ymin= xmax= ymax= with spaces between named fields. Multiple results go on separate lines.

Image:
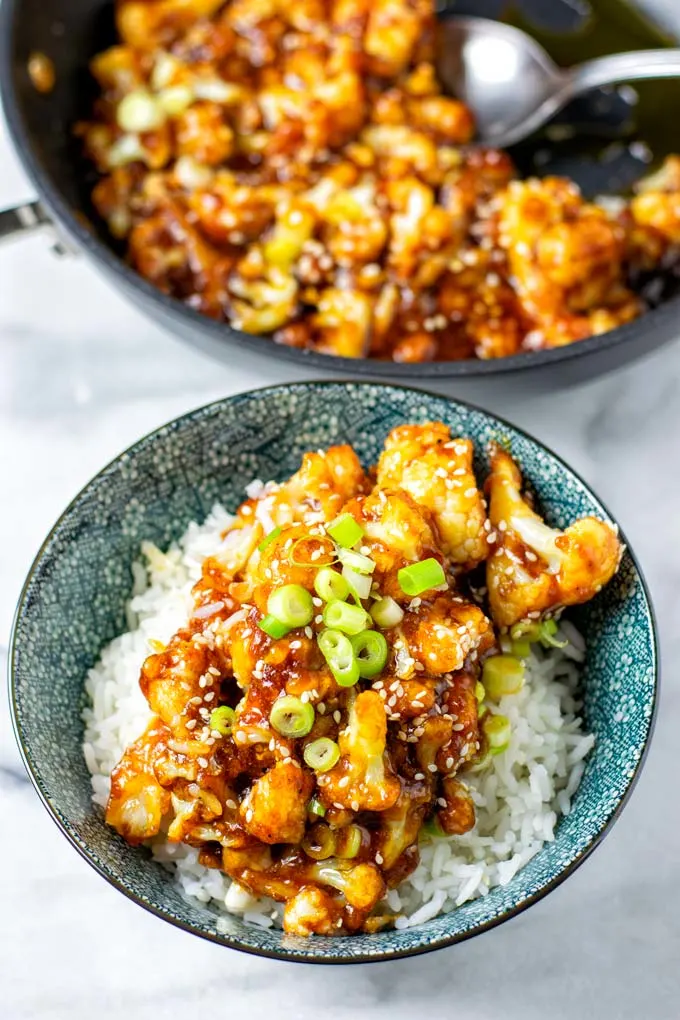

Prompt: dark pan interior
xmin=3 ymin=0 xmax=680 ymax=377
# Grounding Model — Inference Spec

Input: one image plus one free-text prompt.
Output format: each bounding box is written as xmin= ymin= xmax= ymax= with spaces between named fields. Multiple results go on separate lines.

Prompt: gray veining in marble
xmin=2 ymin=86 xmax=680 ymax=1018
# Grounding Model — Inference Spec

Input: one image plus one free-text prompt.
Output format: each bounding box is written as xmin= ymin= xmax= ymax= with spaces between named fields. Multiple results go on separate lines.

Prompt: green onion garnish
xmin=308 ymin=796 xmax=327 ymax=818
xmin=314 ymin=567 xmax=350 ymax=603
xmin=350 ymin=629 xmax=388 ymax=678
xmin=341 ymin=564 xmax=372 ymax=601
xmin=258 ymin=614 xmax=291 ymax=639
xmin=474 ymin=681 xmax=485 ymax=703
xmin=482 ymin=655 xmax=525 ymax=699
xmin=337 ymin=548 xmax=375 ymax=575
xmin=327 ymin=513 xmax=364 ymax=549
xmin=335 ymin=824 xmax=363 ymax=859
xmin=290 ymin=535 xmax=336 ymax=567
xmin=538 ymin=618 xmax=568 ymax=648
xmin=510 ymin=618 xmax=567 ymax=649
xmin=511 ymin=638 xmax=532 ymax=658
xmin=318 ymin=629 xmax=360 ymax=687
xmin=397 ymin=558 xmax=446 ymax=596
xmin=302 ymin=822 xmax=336 ymax=861
xmin=303 ymin=736 xmax=340 ymax=772
xmin=269 ymin=695 xmax=315 ymax=737
xmin=209 ymin=705 xmax=235 ymax=735
xmin=483 ymin=713 xmax=511 ymax=755
xmin=370 ymin=595 xmax=404 ymax=629
xmin=421 ymin=815 xmax=446 ymax=839
xmin=267 ymin=584 xmax=314 ymax=629
xmin=257 ymin=526 xmax=282 ymax=552
xmin=322 ymin=599 xmax=371 ymax=636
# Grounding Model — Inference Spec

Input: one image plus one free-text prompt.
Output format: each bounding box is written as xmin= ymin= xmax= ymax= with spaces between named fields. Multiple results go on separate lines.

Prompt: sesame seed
xmin=427 ymin=763 xmax=438 ymax=773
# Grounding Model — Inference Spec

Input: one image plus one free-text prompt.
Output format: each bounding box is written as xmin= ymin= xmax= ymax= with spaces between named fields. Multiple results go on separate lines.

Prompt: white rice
xmin=82 ymin=504 xmax=593 ymax=932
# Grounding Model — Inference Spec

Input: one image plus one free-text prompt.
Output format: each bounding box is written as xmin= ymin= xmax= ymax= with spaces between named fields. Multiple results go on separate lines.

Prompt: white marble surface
xmin=2 ymin=103 xmax=680 ymax=1019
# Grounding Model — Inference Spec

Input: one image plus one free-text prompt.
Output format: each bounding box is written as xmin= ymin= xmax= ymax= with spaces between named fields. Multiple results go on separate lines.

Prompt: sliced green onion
xmin=308 ymin=796 xmax=327 ymax=819
xmin=314 ymin=567 xmax=350 ymax=603
xmin=538 ymin=618 xmax=568 ymax=648
xmin=259 ymin=614 xmax=291 ymax=639
xmin=302 ymin=822 xmax=336 ymax=861
xmin=342 ymin=565 xmax=372 ymax=601
xmin=267 ymin=584 xmax=314 ymax=629
xmin=483 ymin=713 xmax=511 ymax=755
xmin=370 ymin=595 xmax=404 ymax=629
xmin=510 ymin=621 xmax=540 ymax=642
xmin=327 ymin=513 xmax=364 ymax=548
xmin=474 ymin=681 xmax=485 ymax=703
xmin=318 ymin=629 xmax=360 ymax=687
xmin=350 ymin=630 xmax=388 ymax=678
xmin=335 ymin=824 xmax=363 ymax=859
xmin=482 ymin=655 xmax=525 ymax=699
xmin=421 ymin=815 xmax=446 ymax=839
xmin=465 ymin=748 xmax=492 ymax=774
xmin=510 ymin=618 xmax=567 ymax=649
xmin=290 ymin=535 xmax=336 ymax=567
xmin=398 ymin=558 xmax=446 ymax=597
xmin=511 ymin=639 xmax=532 ymax=658
xmin=323 ymin=600 xmax=370 ymax=636
xmin=303 ymin=737 xmax=340 ymax=772
xmin=269 ymin=695 xmax=315 ymax=737
xmin=258 ymin=525 xmax=282 ymax=552
xmin=209 ymin=705 xmax=235 ymax=735
xmin=337 ymin=548 xmax=376 ymax=575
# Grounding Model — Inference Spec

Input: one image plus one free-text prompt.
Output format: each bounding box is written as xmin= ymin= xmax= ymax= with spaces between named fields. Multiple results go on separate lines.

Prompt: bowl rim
xmin=8 ymin=379 xmax=660 ymax=964
xmin=2 ymin=0 xmax=680 ymax=379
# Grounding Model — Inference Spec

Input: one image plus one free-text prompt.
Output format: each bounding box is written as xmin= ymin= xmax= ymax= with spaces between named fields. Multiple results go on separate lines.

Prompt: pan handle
xmin=0 ymin=200 xmax=75 ymax=254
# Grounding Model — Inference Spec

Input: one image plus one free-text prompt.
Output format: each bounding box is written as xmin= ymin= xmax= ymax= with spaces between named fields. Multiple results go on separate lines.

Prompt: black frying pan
xmin=2 ymin=0 xmax=680 ymax=384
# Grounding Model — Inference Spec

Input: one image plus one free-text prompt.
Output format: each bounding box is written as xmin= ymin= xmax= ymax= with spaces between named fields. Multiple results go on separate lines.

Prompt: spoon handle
xmin=570 ymin=50 xmax=680 ymax=94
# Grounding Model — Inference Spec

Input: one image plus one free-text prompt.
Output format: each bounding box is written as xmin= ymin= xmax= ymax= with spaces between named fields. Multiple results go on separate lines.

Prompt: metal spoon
xmin=436 ymin=16 xmax=680 ymax=149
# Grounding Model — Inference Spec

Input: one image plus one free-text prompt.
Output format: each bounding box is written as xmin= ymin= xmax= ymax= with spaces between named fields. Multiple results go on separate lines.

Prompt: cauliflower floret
xmin=283 ymin=886 xmax=343 ymax=935
xmin=139 ymin=626 xmax=229 ymax=739
xmin=322 ymin=691 xmax=400 ymax=812
xmin=631 ymin=155 xmax=680 ymax=244
xmin=377 ymin=782 xmax=430 ymax=870
xmin=486 ymin=444 xmax=623 ymax=628
xmin=377 ymin=423 xmax=490 ymax=567
xmin=117 ymin=0 xmax=226 ymax=50
xmin=305 ymin=859 xmax=386 ymax=911
xmin=401 ymin=594 xmax=493 ymax=674
xmin=106 ymin=720 xmax=170 ymax=843
xmin=343 ymin=488 xmax=441 ymax=602
xmin=436 ymin=777 xmax=475 ymax=835
xmin=237 ymin=444 xmax=368 ymax=531
xmin=240 ymin=760 xmax=314 ymax=844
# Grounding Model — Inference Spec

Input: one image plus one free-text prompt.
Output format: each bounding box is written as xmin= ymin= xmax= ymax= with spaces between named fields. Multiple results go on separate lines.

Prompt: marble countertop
xmin=2 ymin=103 xmax=679 ymax=1019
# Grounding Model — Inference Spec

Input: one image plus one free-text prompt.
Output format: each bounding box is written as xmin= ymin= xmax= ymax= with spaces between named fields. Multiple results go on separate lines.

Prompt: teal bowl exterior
xmin=9 ymin=382 xmax=658 ymax=963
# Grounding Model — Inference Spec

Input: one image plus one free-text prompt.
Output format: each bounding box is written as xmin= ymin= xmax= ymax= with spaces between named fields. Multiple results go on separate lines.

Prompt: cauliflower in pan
xmin=103 ymin=424 xmax=622 ymax=935
xmin=80 ymin=0 xmax=680 ymax=363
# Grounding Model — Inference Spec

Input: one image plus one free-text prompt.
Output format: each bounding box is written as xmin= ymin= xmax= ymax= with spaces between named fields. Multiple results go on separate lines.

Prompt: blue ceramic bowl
xmin=9 ymin=382 xmax=658 ymax=963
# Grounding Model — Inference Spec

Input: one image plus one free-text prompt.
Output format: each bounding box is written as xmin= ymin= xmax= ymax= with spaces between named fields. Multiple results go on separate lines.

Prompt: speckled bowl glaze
xmin=9 ymin=382 xmax=658 ymax=964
